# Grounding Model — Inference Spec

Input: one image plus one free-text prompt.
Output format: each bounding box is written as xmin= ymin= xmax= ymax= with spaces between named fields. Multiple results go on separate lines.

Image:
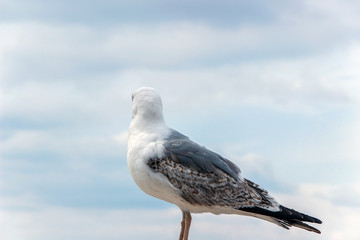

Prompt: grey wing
xmin=163 ymin=134 xmax=241 ymax=180
xmin=149 ymin=131 xmax=322 ymax=233
xmin=148 ymin=135 xmax=279 ymax=210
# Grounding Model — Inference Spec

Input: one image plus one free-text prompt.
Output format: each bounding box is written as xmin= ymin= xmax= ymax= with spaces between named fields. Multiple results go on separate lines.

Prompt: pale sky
xmin=1 ymin=0 xmax=360 ymax=239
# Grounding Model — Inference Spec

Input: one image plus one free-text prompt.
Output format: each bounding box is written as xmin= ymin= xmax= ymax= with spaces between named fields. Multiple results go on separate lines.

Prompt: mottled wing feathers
xmin=148 ymin=133 xmax=322 ymax=233
xmin=163 ymin=136 xmax=240 ymax=180
xmin=147 ymin=153 xmax=322 ymax=233
xmin=244 ymin=179 xmax=277 ymax=206
xmin=147 ymin=153 xmax=279 ymax=210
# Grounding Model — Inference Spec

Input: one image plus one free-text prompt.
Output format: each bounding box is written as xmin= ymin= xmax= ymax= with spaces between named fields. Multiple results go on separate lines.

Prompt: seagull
xmin=127 ymin=87 xmax=322 ymax=240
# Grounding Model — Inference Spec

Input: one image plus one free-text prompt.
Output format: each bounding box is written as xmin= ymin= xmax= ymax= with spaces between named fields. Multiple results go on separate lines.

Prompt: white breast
xmin=127 ymin=124 xmax=184 ymax=205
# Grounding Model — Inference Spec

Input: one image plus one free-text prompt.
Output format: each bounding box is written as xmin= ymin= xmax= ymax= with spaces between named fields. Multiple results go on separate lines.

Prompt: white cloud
xmin=113 ymin=130 xmax=128 ymax=151
xmin=301 ymin=0 xmax=360 ymax=28
xmin=0 ymin=128 xmax=125 ymax=159
xmin=1 ymin=2 xmax=360 ymax=239
xmin=117 ymin=43 xmax=359 ymax=114
xmin=1 ymin=0 xmax=360 ymax=79
xmin=336 ymin=102 xmax=360 ymax=162
xmin=0 ymin=206 xmax=179 ymax=240
xmin=1 ymin=2 xmax=359 ymax=120
xmin=220 ymin=149 xmax=273 ymax=178
xmin=299 ymin=183 xmax=360 ymax=208
xmin=1 ymin=183 xmax=359 ymax=240
xmin=0 ymin=78 xmax=133 ymax=134
xmin=3 ymin=40 xmax=359 ymax=141
xmin=278 ymin=183 xmax=360 ymax=240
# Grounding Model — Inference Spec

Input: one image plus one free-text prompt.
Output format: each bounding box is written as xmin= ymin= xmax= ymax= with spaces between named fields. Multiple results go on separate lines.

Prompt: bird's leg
xmin=183 ymin=211 xmax=192 ymax=240
xmin=179 ymin=211 xmax=186 ymax=240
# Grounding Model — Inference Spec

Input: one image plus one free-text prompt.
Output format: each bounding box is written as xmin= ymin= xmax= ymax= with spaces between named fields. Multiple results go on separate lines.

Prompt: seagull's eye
xmin=131 ymin=94 xmax=134 ymax=101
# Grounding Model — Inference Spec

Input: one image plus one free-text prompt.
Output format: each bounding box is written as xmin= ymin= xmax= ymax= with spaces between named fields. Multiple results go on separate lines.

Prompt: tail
xmin=239 ymin=205 xmax=322 ymax=234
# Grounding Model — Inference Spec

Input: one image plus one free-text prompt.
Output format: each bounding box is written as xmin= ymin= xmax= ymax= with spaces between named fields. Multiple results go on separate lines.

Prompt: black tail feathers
xmin=239 ymin=205 xmax=322 ymax=233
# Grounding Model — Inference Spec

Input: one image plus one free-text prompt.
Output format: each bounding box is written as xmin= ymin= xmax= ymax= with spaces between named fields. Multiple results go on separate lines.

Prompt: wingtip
xmin=315 ymin=218 xmax=323 ymax=224
xmin=311 ymin=227 xmax=321 ymax=234
xmin=291 ymin=220 xmax=322 ymax=234
xmin=307 ymin=215 xmax=322 ymax=224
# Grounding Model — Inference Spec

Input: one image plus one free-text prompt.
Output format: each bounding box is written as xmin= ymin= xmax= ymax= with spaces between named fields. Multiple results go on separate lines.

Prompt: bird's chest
xmin=127 ymin=132 xmax=163 ymax=173
xmin=127 ymin=134 xmax=176 ymax=200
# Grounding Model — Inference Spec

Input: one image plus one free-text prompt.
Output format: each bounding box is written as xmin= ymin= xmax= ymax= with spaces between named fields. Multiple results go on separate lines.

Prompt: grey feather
xmin=164 ymin=129 xmax=240 ymax=180
xmin=147 ymin=156 xmax=279 ymax=210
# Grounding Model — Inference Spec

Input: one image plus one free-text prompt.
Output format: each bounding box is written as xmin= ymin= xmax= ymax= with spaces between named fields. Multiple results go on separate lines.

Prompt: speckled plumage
xmin=127 ymin=87 xmax=322 ymax=239
xmin=147 ymin=155 xmax=277 ymax=210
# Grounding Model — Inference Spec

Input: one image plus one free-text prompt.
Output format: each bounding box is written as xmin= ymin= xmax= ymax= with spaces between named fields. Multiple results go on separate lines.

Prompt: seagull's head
xmin=131 ymin=87 xmax=164 ymax=123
